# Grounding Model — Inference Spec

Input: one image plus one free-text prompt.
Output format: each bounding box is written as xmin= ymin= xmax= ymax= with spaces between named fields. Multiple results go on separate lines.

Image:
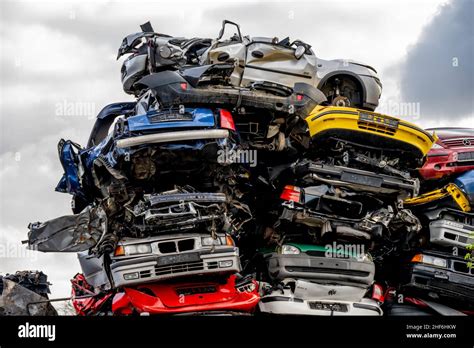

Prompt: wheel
xmin=321 ymin=76 xmax=363 ymax=108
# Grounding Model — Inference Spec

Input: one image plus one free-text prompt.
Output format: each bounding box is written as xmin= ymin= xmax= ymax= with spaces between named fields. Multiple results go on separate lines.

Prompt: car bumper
xmin=112 ymin=275 xmax=260 ymax=315
xmin=110 ymin=247 xmax=240 ymax=287
xmin=116 ymin=129 xmax=230 ymax=148
xmin=259 ymin=294 xmax=382 ymax=316
xmin=419 ymin=150 xmax=474 ymax=180
xmin=304 ymin=161 xmax=419 ymax=196
xmin=306 ymin=105 xmax=435 ymax=160
xmin=429 ymin=219 xmax=474 ymax=249
xmin=403 ymin=263 xmax=474 ymax=303
xmin=265 ymin=253 xmax=374 ymax=287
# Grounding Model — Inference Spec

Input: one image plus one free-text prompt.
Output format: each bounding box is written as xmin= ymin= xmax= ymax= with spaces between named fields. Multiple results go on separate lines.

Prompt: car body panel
xmin=126 ymin=108 xmax=216 ymax=132
xmin=264 ymin=252 xmax=375 ymax=287
xmin=454 ymin=170 xmax=474 ymax=205
xmin=420 ymin=128 xmax=474 ymax=180
xmin=112 ymin=275 xmax=260 ymax=315
xmin=404 ymin=183 xmax=471 ymax=212
xmin=402 ymin=251 xmax=474 ymax=304
xmin=429 ymin=215 xmax=474 ymax=249
xmin=306 ymin=105 xmax=436 ymax=161
xmin=109 ymin=233 xmax=240 ymax=287
xmin=259 ymin=286 xmax=382 ymax=316
xmin=301 ymin=161 xmax=419 ymax=197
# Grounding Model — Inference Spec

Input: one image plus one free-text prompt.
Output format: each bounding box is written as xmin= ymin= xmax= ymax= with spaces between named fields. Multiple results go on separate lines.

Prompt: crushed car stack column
xmin=13 ymin=20 xmax=474 ymax=317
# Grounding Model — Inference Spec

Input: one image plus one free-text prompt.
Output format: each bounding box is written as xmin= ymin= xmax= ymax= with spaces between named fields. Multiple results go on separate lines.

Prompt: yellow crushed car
xmin=305 ymin=105 xmax=437 ymax=171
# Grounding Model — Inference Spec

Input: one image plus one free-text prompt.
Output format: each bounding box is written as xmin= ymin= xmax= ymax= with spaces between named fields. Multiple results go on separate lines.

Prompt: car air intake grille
xmin=154 ymin=261 xmax=204 ymax=276
xmin=451 ymin=260 xmax=473 ymax=275
xmin=357 ymin=121 xmax=397 ymax=136
xmin=442 ymin=138 xmax=474 ymax=148
xmin=285 ymin=266 xmax=370 ymax=278
xmin=139 ymin=270 xmax=152 ymax=279
xmin=456 ymin=151 xmax=474 ymax=162
xmin=157 ymin=239 xmax=195 ymax=254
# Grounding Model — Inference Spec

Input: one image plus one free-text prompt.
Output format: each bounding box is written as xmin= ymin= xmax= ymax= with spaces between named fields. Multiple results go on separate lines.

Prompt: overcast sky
xmin=0 ymin=0 xmax=473 ymax=300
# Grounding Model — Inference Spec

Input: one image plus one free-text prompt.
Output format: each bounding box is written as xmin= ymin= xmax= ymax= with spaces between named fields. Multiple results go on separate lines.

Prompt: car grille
xmin=285 ymin=266 xmax=370 ymax=278
xmin=154 ymin=260 xmax=204 ymax=276
xmin=456 ymin=151 xmax=474 ymax=162
xmin=451 ymin=260 xmax=474 ymax=275
xmin=442 ymin=138 xmax=474 ymax=148
xmin=157 ymin=238 xmax=195 ymax=254
xmin=357 ymin=120 xmax=397 ymax=136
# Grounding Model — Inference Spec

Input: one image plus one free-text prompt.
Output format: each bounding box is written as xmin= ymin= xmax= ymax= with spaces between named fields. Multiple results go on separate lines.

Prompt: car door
xmin=241 ymin=39 xmax=317 ymax=88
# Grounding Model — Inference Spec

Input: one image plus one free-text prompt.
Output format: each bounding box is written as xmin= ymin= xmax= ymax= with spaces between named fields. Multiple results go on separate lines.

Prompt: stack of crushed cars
xmin=21 ymin=21 xmax=474 ymax=316
xmin=0 ymin=271 xmax=56 ymax=315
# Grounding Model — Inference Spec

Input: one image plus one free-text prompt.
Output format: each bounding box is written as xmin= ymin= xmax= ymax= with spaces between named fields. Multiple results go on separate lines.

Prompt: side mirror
xmin=294 ymin=45 xmax=306 ymax=59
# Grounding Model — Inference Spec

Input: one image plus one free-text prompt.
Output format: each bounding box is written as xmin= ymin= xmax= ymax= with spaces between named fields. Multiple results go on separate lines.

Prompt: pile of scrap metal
xmin=0 ymin=271 xmax=57 ymax=316
xmin=21 ymin=21 xmax=474 ymax=316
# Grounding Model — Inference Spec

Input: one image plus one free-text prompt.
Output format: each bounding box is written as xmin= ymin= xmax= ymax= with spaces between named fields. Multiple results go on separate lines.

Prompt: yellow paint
xmin=305 ymin=105 xmax=437 ymax=156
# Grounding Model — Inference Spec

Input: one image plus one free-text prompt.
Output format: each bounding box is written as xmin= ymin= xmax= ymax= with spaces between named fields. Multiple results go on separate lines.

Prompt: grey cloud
xmin=399 ymin=0 xmax=474 ymax=121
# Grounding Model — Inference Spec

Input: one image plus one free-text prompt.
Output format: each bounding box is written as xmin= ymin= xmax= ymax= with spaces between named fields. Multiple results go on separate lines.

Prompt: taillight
xmin=219 ymin=109 xmax=236 ymax=131
xmin=371 ymin=283 xmax=384 ymax=303
xmin=296 ymin=94 xmax=304 ymax=101
xmin=180 ymin=82 xmax=188 ymax=90
xmin=280 ymin=185 xmax=301 ymax=203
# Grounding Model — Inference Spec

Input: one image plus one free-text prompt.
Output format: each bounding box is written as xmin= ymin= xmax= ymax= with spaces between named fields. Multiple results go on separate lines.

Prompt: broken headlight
xmin=280 ymin=244 xmax=301 ymax=255
xmin=114 ymin=243 xmax=152 ymax=256
xmin=201 ymin=235 xmax=235 ymax=246
xmin=411 ymin=254 xmax=447 ymax=268
xmin=431 ymin=143 xmax=444 ymax=149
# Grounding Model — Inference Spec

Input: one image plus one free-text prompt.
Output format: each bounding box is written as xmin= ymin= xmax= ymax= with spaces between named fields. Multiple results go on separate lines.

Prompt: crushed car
xmin=420 ymin=128 xmax=474 ymax=181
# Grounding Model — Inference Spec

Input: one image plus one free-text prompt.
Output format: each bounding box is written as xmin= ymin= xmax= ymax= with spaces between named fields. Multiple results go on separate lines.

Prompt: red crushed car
xmin=420 ymin=128 xmax=474 ymax=180
xmin=71 ymin=273 xmax=259 ymax=316
xmin=112 ymin=275 xmax=260 ymax=315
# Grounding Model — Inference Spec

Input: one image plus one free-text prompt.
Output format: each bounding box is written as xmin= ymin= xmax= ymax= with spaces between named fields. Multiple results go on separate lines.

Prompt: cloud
xmin=399 ymin=0 xmax=474 ymax=121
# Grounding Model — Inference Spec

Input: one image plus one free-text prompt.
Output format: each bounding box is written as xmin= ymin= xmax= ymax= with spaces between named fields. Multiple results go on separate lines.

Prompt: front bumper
xmin=110 ymin=247 xmax=240 ymax=287
xmin=419 ymin=149 xmax=474 ymax=180
xmin=305 ymin=105 xmax=435 ymax=160
xmin=303 ymin=161 xmax=419 ymax=196
xmin=403 ymin=263 xmax=474 ymax=303
xmin=429 ymin=219 xmax=474 ymax=249
xmin=112 ymin=275 xmax=260 ymax=315
xmin=116 ymin=129 xmax=230 ymax=148
xmin=259 ymin=293 xmax=382 ymax=316
xmin=265 ymin=253 xmax=375 ymax=287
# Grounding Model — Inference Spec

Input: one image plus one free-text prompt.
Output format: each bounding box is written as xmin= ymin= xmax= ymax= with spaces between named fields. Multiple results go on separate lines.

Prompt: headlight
xmin=201 ymin=237 xmax=223 ymax=246
xmin=280 ymin=244 xmax=300 ymax=255
xmin=412 ymin=254 xmax=447 ymax=268
xmin=121 ymin=243 xmax=152 ymax=256
xmin=431 ymin=143 xmax=444 ymax=149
